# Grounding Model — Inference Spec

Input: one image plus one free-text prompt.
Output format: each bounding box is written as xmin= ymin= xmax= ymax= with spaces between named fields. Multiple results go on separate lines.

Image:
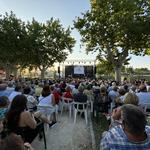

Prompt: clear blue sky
xmin=0 ymin=0 xmax=149 ymax=69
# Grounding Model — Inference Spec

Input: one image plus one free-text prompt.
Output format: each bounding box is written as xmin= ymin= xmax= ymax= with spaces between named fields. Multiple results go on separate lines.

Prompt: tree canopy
xmin=0 ymin=11 xmax=27 ymax=78
xmin=74 ymin=0 xmax=150 ymax=82
xmin=26 ymin=18 xmax=75 ymax=78
xmin=0 ymin=12 xmax=75 ymax=79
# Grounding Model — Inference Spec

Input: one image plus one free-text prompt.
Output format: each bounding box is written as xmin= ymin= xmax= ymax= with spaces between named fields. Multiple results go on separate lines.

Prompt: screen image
xmin=74 ymin=66 xmax=85 ymax=74
xmin=65 ymin=65 xmax=93 ymax=78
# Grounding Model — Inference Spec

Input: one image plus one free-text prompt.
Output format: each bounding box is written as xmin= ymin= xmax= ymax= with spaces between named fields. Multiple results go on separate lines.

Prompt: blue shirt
xmin=136 ymin=92 xmax=150 ymax=105
xmin=0 ymin=90 xmax=12 ymax=97
xmin=100 ymin=125 xmax=150 ymax=150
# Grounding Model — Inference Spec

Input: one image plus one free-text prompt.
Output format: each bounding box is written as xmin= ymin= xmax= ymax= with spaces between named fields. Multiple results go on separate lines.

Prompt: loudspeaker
xmin=58 ymin=66 xmax=60 ymax=74
xmin=94 ymin=66 xmax=97 ymax=74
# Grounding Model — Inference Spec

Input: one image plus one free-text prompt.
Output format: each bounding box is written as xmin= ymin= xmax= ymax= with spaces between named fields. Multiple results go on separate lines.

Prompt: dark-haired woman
xmin=6 ymin=95 xmax=41 ymax=143
xmin=38 ymin=85 xmax=57 ymax=126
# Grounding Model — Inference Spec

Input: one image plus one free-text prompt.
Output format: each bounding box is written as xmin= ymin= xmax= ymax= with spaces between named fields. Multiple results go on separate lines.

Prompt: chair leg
xmin=69 ymin=104 xmax=72 ymax=118
xmin=91 ymin=101 xmax=93 ymax=113
xmin=84 ymin=110 xmax=88 ymax=125
xmin=74 ymin=109 xmax=77 ymax=124
xmin=61 ymin=104 xmax=64 ymax=115
xmin=55 ymin=105 xmax=58 ymax=121
xmin=42 ymin=125 xmax=47 ymax=149
xmin=46 ymin=114 xmax=51 ymax=131
xmin=56 ymin=112 xmax=58 ymax=121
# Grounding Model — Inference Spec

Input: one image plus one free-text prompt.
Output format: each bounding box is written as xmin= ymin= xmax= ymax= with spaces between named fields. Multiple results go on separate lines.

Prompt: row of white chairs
xmin=61 ymin=97 xmax=88 ymax=125
xmin=37 ymin=97 xmax=90 ymax=126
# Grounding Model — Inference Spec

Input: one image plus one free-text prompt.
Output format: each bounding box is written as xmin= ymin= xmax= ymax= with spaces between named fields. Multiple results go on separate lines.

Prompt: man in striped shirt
xmin=100 ymin=104 xmax=150 ymax=150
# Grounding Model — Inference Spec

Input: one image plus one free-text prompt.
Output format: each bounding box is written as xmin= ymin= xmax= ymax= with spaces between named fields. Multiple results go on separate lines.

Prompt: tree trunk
xmin=40 ymin=68 xmax=46 ymax=79
xmin=12 ymin=66 xmax=18 ymax=78
xmin=5 ymin=65 xmax=11 ymax=80
xmin=114 ymin=67 xmax=121 ymax=83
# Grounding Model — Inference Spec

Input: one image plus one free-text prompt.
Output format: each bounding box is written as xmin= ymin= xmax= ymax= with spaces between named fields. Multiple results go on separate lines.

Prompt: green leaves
xmin=26 ymin=17 xmax=75 ymax=72
xmin=0 ymin=11 xmax=75 ymax=78
xmin=74 ymin=0 xmax=150 ymax=82
xmin=0 ymin=11 xmax=26 ymax=64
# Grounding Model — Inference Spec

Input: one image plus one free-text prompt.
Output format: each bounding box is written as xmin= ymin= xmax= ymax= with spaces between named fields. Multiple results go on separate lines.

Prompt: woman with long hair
xmin=6 ymin=95 xmax=39 ymax=143
xmin=38 ymin=85 xmax=57 ymax=126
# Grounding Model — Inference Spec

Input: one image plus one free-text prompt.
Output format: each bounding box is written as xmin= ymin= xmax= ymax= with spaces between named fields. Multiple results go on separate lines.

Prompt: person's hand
xmin=24 ymin=142 xmax=34 ymax=150
xmin=112 ymin=107 xmax=121 ymax=120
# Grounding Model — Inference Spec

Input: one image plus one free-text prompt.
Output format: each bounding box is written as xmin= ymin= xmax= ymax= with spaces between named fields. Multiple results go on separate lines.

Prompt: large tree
xmin=96 ymin=59 xmax=114 ymax=76
xmin=0 ymin=12 xmax=27 ymax=79
xmin=26 ymin=18 xmax=75 ymax=78
xmin=74 ymin=0 xmax=150 ymax=82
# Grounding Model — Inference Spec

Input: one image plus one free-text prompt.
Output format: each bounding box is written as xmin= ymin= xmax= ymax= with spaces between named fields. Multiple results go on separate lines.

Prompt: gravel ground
xmin=32 ymin=112 xmax=92 ymax=150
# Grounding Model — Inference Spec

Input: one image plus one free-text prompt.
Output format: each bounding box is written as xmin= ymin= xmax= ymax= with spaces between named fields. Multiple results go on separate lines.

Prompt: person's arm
xmin=31 ymin=96 xmax=38 ymax=105
xmin=24 ymin=142 xmax=34 ymax=150
xmin=100 ymin=133 xmax=110 ymax=150
xmin=22 ymin=111 xmax=37 ymax=129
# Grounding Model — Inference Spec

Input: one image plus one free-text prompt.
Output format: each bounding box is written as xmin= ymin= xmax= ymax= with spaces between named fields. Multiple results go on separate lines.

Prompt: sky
xmin=0 ymin=0 xmax=149 ymax=69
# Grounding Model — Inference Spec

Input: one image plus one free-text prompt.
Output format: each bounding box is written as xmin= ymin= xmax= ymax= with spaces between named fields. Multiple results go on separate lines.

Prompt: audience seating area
xmin=0 ymin=78 xmax=150 ymax=149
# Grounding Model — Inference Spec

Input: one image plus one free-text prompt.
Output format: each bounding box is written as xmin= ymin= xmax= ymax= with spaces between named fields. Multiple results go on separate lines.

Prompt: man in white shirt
xmin=136 ymin=85 xmax=150 ymax=104
xmin=8 ymin=85 xmax=22 ymax=102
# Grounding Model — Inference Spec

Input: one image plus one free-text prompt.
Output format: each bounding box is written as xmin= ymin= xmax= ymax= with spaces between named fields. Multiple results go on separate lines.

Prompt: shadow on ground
xmin=32 ymin=112 xmax=92 ymax=150
xmin=92 ymin=114 xmax=109 ymax=150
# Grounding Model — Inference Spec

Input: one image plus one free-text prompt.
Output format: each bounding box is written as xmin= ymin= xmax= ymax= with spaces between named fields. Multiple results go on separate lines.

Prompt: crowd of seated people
xmin=0 ymin=77 xmax=149 ymax=149
xmin=0 ymin=79 xmax=60 ymax=148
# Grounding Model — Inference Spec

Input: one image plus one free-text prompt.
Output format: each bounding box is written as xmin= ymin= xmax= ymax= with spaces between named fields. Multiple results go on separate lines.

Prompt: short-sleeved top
xmin=38 ymin=94 xmax=55 ymax=115
xmin=38 ymin=94 xmax=53 ymax=106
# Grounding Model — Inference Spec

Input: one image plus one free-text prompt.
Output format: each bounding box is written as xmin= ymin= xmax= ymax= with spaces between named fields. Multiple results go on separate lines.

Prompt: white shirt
xmin=136 ymin=92 xmax=150 ymax=104
xmin=38 ymin=94 xmax=55 ymax=115
xmin=38 ymin=94 xmax=53 ymax=106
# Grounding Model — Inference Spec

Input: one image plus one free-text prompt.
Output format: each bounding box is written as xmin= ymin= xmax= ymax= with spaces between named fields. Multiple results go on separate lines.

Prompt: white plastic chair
xmin=37 ymin=105 xmax=57 ymax=130
xmin=89 ymin=95 xmax=94 ymax=113
xmin=73 ymin=101 xmax=88 ymax=125
xmin=139 ymin=103 xmax=150 ymax=113
xmin=61 ymin=97 xmax=73 ymax=117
